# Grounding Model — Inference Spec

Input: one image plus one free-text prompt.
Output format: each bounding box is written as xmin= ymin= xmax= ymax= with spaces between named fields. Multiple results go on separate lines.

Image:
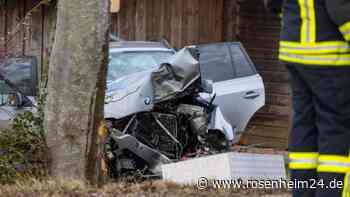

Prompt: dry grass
xmin=0 ymin=179 xmax=291 ymax=197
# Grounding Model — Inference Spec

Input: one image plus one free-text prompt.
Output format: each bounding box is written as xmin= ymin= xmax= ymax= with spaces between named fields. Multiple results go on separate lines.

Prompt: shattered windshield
xmin=108 ymin=51 xmax=174 ymax=81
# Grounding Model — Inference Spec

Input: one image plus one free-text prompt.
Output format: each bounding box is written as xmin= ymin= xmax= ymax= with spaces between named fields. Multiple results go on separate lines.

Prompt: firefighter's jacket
xmin=277 ymin=0 xmax=350 ymax=66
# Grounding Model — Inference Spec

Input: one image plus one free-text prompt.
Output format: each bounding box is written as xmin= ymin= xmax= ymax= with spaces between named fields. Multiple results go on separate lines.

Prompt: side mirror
xmin=7 ymin=92 xmax=24 ymax=108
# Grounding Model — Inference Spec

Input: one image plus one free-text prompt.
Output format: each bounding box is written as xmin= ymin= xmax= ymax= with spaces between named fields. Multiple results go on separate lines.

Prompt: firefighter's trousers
xmin=286 ymin=64 xmax=350 ymax=197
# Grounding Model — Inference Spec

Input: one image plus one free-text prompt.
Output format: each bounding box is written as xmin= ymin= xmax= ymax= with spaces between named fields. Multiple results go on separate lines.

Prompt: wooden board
xmin=112 ymin=0 xmax=224 ymax=48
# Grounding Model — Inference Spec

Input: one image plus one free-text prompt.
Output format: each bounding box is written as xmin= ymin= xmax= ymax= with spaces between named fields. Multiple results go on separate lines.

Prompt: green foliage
xmin=0 ymin=85 xmax=48 ymax=184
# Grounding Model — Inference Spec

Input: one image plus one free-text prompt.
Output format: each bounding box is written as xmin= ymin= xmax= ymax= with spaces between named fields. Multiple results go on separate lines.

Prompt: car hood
xmin=106 ymin=71 xmax=151 ymax=97
xmin=105 ymin=48 xmax=200 ymax=103
xmin=104 ymin=48 xmax=200 ymax=119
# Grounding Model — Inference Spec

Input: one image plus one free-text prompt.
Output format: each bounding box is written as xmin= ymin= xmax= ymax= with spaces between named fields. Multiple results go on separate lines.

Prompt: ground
xmin=0 ymin=179 xmax=291 ymax=197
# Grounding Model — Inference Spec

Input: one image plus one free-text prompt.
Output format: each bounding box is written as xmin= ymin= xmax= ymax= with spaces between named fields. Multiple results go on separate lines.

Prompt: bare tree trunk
xmin=44 ymin=0 xmax=109 ymax=184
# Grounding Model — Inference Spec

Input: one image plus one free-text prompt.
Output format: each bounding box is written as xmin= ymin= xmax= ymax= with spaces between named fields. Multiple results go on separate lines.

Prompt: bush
xmin=0 ymin=85 xmax=49 ymax=184
xmin=0 ymin=111 xmax=49 ymax=184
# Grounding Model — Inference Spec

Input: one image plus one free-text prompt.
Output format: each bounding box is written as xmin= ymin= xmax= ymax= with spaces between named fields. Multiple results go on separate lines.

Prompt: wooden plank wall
xmin=0 ymin=0 xmax=56 ymax=81
xmin=111 ymin=0 xmax=224 ymax=48
xmin=229 ymin=0 xmax=291 ymax=149
xmin=4 ymin=0 xmax=23 ymax=56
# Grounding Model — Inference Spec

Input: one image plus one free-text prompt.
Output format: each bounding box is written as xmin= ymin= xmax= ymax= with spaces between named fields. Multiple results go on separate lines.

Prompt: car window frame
xmin=197 ymin=42 xmax=258 ymax=82
xmin=197 ymin=43 xmax=236 ymax=82
xmin=229 ymin=42 xmax=257 ymax=78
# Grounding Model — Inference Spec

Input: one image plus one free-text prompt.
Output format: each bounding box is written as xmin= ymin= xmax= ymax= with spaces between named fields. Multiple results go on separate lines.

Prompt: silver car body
xmin=105 ymin=71 xmax=154 ymax=120
xmin=104 ymin=42 xmax=175 ymax=119
xmin=105 ymin=41 xmax=265 ymax=137
xmin=196 ymin=42 xmax=265 ymax=134
xmin=0 ymin=97 xmax=36 ymax=129
xmin=105 ymin=47 xmax=235 ymax=143
xmin=212 ymin=74 xmax=265 ymax=133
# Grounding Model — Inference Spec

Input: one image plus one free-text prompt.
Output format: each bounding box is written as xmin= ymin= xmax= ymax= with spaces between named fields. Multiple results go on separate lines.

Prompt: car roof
xmin=109 ymin=41 xmax=174 ymax=53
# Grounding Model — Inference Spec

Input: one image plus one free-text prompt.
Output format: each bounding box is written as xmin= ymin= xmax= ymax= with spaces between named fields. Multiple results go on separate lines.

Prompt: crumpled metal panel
xmin=151 ymin=48 xmax=200 ymax=102
xmin=208 ymin=106 xmax=235 ymax=142
xmin=105 ymin=48 xmax=200 ymax=119
xmin=104 ymin=71 xmax=154 ymax=119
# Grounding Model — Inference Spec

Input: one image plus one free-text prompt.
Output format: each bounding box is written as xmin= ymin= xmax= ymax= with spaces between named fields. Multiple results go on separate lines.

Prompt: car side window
xmin=0 ymin=57 xmax=37 ymax=96
xmin=230 ymin=44 xmax=257 ymax=78
xmin=198 ymin=43 xmax=235 ymax=82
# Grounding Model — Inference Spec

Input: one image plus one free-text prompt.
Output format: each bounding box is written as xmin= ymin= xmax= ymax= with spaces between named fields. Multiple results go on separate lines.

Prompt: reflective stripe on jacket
xmin=279 ymin=0 xmax=350 ymax=66
xmin=288 ymin=152 xmax=350 ymax=197
xmin=289 ymin=152 xmax=319 ymax=170
xmin=317 ymin=154 xmax=350 ymax=197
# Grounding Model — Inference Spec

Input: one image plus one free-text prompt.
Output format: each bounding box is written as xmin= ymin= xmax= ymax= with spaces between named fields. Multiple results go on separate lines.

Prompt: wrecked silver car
xmin=104 ymin=48 xmax=235 ymax=177
xmin=0 ymin=41 xmax=265 ymax=178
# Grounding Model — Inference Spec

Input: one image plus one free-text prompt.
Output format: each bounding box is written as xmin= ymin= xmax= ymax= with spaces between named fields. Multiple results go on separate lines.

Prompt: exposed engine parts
xmin=177 ymin=104 xmax=209 ymax=136
xmin=104 ymin=48 xmax=234 ymax=178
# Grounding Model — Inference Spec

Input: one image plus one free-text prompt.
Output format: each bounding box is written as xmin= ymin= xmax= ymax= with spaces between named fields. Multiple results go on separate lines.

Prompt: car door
xmin=0 ymin=57 xmax=38 ymax=129
xmin=197 ymin=42 xmax=265 ymax=134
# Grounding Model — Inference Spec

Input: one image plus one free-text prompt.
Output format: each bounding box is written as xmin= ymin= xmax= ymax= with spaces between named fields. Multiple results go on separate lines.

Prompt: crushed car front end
xmin=104 ymin=48 xmax=235 ymax=178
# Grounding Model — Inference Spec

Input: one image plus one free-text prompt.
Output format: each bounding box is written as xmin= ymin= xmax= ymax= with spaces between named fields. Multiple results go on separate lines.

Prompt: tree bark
xmin=44 ymin=0 xmax=109 ymax=184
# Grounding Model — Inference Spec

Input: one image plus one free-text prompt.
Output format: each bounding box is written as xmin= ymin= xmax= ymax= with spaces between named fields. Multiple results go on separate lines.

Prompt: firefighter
xmin=266 ymin=0 xmax=350 ymax=196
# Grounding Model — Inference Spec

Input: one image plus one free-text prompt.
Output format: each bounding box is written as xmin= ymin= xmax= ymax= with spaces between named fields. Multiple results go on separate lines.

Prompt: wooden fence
xmin=0 ymin=0 xmax=56 ymax=79
xmin=111 ymin=0 xmax=225 ymax=48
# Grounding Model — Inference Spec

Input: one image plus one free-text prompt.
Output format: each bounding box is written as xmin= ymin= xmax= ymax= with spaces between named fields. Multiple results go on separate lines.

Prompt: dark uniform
xmin=268 ymin=0 xmax=350 ymax=196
